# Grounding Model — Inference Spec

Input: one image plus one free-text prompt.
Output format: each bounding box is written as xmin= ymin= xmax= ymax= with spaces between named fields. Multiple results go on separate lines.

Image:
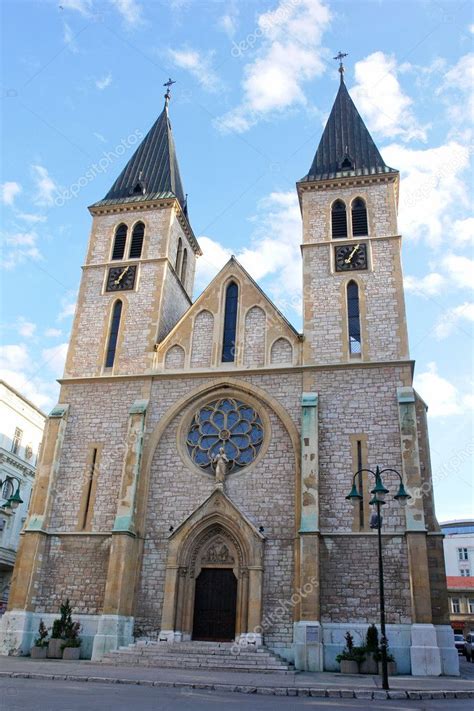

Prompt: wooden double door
xmin=192 ymin=568 xmax=237 ymax=642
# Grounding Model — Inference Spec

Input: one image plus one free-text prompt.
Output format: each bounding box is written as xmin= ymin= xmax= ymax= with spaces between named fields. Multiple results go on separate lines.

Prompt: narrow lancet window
xmin=332 ymin=200 xmax=347 ymax=238
xmin=129 ymin=221 xmax=144 ymax=259
xmin=181 ymin=248 xmax=188 ymax=284
xmin=112 ymin=224 xmax=127 ymax=260
xmin=175 ymin=237 xmax=183 ymax=273
xmin=352 ymin=198 xmax=368 ymax=237
xmin=105 ymin=300 xmax=122 ymax=368
xmin=222 ymin=282 xmax=238 ymax=362
xmin=347 ymin=281 xmax=361 ymax=355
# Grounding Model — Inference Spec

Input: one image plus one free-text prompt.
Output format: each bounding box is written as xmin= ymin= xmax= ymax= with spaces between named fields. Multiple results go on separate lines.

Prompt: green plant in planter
xmin=51 ymin=598 xmax=74 ymax=639
xmin=34 ymin=620 xmax=49 ymax=648
xmin=61 ymin=621 xmax=81 ymax=650
xmin=365 ymin=624 xmax=379 ymax=653
xmin=336 ymin=632 xmax=366 ymax=664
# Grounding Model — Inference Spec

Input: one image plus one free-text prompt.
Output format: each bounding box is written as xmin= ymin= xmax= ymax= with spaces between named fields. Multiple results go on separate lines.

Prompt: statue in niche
xmin=213 ymin=447 xmax=229 ymax=485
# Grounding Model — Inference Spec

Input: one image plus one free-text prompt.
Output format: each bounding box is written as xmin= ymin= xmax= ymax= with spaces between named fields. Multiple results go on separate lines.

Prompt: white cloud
xmin=16 ymin=212 xmax=47 ymax=224
xmin=434 ymin=302 xmax=474 ymax=339
xmin=45 ymin=328 xmax=62 ymax=338
xmin=17 ymin=319 xmax=37 ymax=339
xmin=216 ymin=0 xmax=331 ymax=133
xmin=0 ymin=343 xmax=58 ymax=411
xmin=196 ymin=190 xmax=302 ymax=319
xmin=452 ymin=217 xmax=474 ymax=246
xmin=442 ymin=254 xmax=474 ymax=289
xmin=218 ymin=4 xmax=239 ymax=37
xmin=63 ymin=22 xmax=79 ymax=53
xmin=60 ymin=0 xmax=93 ymax=15
xmin=0 ymin=344 xmax=30 ymax=371
xmin=95 ymin=73 xmax=112 ymax=90
xmin=168 ymin=48 xmax=222 ymax=93
xmin=58 ymin=297 xmax=77 ymax=320
xmin=414 ymin=362 xmax=471 ymax=417
xmin=31 ymin=164 xmax=58 ymax=207
xmin=437 ymin=53 xmax=474 ymax=139
xmin=1 ymin=181 xmax=22 ymax=206
xmin=351 ymin=52 xmax=428 ymax=142
xmin=404 ymin=272 xmax=445 ymax=297
xmin=109 ymin=0 xmax=143 ymax=27
xmin=41 ymin=343 xmax=69 ymax=377
xmin=383 ymin=141 xmax=470 ymax=246
xmin=1 ymin=231 xmax=42 ymax=269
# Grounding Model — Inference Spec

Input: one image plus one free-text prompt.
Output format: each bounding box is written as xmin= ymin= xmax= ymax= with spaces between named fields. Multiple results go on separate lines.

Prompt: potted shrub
xmin=336 ymin=632 xmax=365 ymax=674
xmin=360 ymin=624 xmax=379 ymax=674
xmin=377 ymin=650 xmax=397 ymax=677
xmin=31 ymin=619 xmax=49 ymax=659
xmin=62 ymin=620 xmax=81 ymax=660
xmin=47 ymin=598 xmax=77 ymax=659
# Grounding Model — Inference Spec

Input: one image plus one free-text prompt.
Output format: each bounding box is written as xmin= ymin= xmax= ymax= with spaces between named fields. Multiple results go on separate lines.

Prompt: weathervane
xmin=163 ymin=77 xmax=176 ymax=107
xmin=334 ymin=51 xmax=348 ymax=83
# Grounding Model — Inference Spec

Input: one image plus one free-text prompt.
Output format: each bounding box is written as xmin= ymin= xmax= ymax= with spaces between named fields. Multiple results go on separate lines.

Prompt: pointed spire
xmin=93 ymin=80 xmax=186 ymax=210
xmin=300 ymin=59 xmax=397 ymax=183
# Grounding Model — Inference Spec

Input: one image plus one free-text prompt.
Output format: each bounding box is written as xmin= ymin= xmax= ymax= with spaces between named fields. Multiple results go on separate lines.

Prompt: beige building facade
xmin=0 ymin=77 xmax=458 ymax=675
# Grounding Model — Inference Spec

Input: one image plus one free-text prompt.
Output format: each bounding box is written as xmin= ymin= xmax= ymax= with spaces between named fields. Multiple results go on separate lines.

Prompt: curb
xmin=1 ymin=672 xmax=473 ymax=699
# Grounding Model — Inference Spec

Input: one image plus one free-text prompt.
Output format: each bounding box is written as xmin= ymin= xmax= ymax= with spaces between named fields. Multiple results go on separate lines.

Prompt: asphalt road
xmin=0 ymin=679 xmax=472 ymax=711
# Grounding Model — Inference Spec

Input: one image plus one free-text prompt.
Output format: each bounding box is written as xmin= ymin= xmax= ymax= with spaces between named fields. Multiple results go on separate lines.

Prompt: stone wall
xmin=165 ymin=345 xmax=185 ymax=369
xmin=34 ymin=535 xmax=110 ymax=615
xmin=191 ymin=310 xmax=214 ymax=367
xmin=319 ymin=534 xmax=411 ymax=624
xmin=244 ymin=306 xmax=266 ymax=367
xmin=270 ymin=338 xmax=293 ymax=364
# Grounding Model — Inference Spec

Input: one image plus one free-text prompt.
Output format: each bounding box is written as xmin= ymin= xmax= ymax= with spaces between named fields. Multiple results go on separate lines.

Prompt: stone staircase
xmin=101 ymin=640 xmax=295 ymax=674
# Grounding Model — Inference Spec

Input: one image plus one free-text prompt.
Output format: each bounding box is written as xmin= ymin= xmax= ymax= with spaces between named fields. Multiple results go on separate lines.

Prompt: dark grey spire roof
xmin=301 ymin=79 xmax=397 ymax=182
xmin=92 ymin=103 xmax=186 ymax=210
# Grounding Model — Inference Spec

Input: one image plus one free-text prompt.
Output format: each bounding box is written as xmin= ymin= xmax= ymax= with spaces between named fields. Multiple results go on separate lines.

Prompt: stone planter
xmin=340 ymin=659 xmax=359 ymax=674
xmin=378 ymin=660 xmax=397 ymax=676
xmin=47 ymin=638 xmax=63 ymax=659
xmin=31 ymin=646 xmax=48 ymax=659
xmin=360 ymin=653 xmax=378 ymax=674
xmin=63 ymin=646 xmax=81 ymax=660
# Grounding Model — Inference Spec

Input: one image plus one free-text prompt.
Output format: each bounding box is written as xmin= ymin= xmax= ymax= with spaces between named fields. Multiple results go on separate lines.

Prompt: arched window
xmin=332 ymin=200 xmax=347 ymax=239
xmin=112 ymin=224 xmax=127 ymax=260
xmin=105 ymin=300 xmax=122 ymax=368
xmin=222 ymin=281 xmax=238 ymax=362
xmin=352 ymin=198 xmax=368 ymax=237
xmin=175 ymin=237 xmax=183 ymax=274
xmin=129 ymin=222 xmax=144 ymax=259
xmin=347 ymin=281 xmax=361 ymax=355
xmin=181 ymin=248 xmax=188 ymax=284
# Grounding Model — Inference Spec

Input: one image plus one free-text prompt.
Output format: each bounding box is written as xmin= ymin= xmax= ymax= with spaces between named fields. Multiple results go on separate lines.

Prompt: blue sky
xmin=1 ymin=0 xmax=473 ymax=521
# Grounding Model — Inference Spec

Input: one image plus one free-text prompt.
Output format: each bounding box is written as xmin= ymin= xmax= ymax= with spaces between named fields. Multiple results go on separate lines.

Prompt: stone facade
xmin=0 ymin=84 xmax=455 ymax=677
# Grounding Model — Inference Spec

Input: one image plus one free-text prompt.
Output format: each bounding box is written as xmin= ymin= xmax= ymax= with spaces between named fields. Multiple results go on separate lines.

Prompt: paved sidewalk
xmin=0 ymin=657 xmax=473 ymax=700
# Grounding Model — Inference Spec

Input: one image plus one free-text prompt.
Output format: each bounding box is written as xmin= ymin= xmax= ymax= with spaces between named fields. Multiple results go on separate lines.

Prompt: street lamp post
xmin=0 ymin=475 xmax=23 ymax=511
xmin=346 ymin=466 xmax=411 ymax=691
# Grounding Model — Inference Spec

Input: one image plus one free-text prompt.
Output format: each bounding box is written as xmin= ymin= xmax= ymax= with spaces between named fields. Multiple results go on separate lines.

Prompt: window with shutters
xmin=112 ymin=224 xmax=127 ymax=260
xmin=11 ymin=427 xmax=23 ymax=455
xmin=129 ymin=222 xmax=144 ymax=259
xmin=105 ymin=300 xmax=122 ymax=368
xmin=352 ymin=198 xmax=368 ymax=236
xmin=332 ymin=200 xmax=347 ymax=238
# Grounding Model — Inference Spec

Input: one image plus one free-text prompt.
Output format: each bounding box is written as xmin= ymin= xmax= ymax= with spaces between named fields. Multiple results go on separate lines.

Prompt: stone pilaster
xmin=91 ymin=399 xmax=148 ymax=660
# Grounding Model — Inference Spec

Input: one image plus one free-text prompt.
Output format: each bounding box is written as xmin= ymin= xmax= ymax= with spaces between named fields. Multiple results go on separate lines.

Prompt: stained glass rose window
xmin=186 ymin=398 xmax=264 ymax=474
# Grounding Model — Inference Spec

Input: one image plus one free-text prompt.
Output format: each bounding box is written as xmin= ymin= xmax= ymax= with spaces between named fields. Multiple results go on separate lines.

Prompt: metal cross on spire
xmin=334 ymin=51 xmax=348 ymax=83
xmin=163 ymin=77 xmax=176 ymax=108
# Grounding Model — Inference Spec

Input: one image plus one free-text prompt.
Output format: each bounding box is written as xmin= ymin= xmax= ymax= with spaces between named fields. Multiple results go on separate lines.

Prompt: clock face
xmin=106 ymin=265 xmax=137 ymax=292
xmin=335 ymin=243 xmax=368 ymax=272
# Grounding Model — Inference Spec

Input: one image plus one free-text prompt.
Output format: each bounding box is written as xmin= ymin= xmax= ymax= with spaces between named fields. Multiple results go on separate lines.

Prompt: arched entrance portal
xmin=159 ymin=490 xmax=265 ymax=645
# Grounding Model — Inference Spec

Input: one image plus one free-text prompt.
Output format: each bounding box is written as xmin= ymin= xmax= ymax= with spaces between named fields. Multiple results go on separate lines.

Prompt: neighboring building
xmin=440 ymin=520 xmax=474 ymax=636
xmin=0 ymin=65 xmax=458 ymax=676
xmin=0 ymin=381 xmax=46 ymax=613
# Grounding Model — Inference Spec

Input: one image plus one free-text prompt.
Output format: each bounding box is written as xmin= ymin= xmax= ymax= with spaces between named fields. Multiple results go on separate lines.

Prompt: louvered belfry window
xmin=347 ymin=281 xmax=361 ymax=355
xmin=112 ymin=224 xmax=127 ymax=260
xmin=352 ymin=198 xmax=368 ymax=237
xmin=222 ymin=281 xmax=238 ymax=362
xmin=175 ymin=238 xmax=183 ymax=273
xmin=332 ymin=200 xmax=347 ymax=239
xmin=129 ymin=222 xmax=145 ymax=259
xmin=181 ymin=248 xmax=188 ymax=284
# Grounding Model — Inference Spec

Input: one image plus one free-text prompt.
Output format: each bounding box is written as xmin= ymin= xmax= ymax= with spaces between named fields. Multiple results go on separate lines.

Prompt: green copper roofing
xmin=300 ymin=78 xmax=397 ymax=182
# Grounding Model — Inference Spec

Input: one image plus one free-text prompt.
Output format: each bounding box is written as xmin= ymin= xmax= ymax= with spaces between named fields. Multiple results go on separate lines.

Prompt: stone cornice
xmin=0 ymin=450 xmax=35 ymax=477
xmin=300 ymin=234 xmax=402 ymax=249
xmin=59 ymin=359 xmax=415 ymax=385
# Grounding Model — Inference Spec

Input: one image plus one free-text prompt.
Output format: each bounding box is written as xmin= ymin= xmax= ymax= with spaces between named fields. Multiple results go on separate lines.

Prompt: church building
xmin=0 ymin=65 xmax=458 ymax=676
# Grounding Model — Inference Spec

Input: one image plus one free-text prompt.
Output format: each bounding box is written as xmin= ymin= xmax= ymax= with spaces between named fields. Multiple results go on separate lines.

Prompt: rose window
xmin=186 ymin=398 xmax=264 ymax=474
